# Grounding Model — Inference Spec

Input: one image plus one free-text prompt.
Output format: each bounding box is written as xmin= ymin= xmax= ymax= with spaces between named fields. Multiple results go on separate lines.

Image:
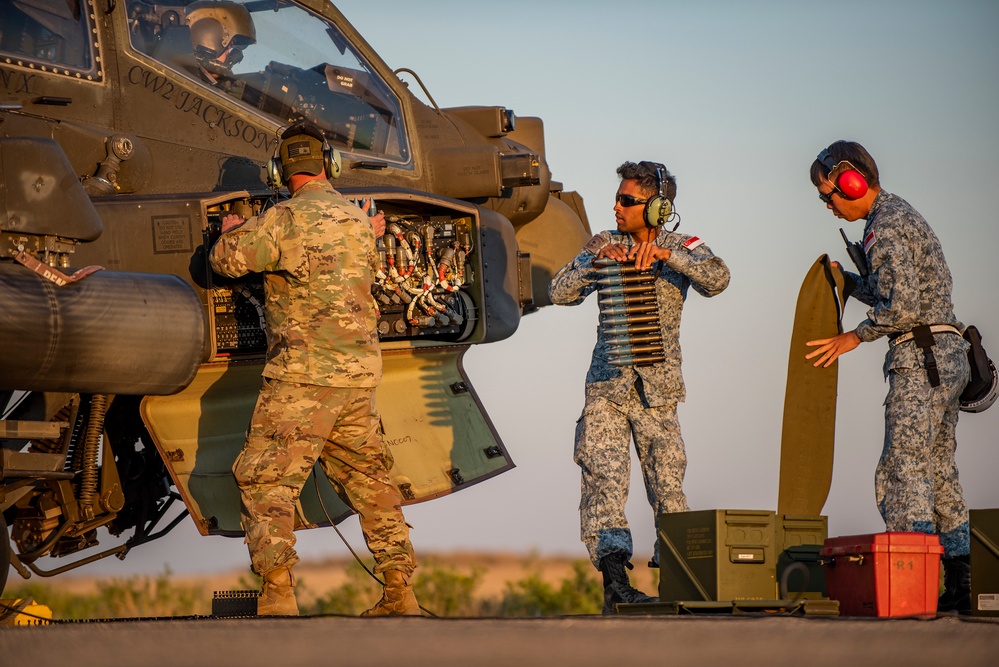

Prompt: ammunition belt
xmin=594 ymin=257 xmax=664 ymax=367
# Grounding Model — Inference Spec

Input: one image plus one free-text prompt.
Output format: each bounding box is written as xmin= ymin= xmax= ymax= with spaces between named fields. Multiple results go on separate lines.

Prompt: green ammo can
xmin=970 ymin=508 xmax=999 ymax=617
xmin=658 ymin=509 xmax=777 ymax=602
xmin=776 ymin=514 xmax=828 ymax=599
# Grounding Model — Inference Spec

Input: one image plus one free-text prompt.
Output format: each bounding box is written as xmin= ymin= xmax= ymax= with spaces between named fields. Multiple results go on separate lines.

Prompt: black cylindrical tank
xmin=0 ymin=262 xmax=205 ymax=395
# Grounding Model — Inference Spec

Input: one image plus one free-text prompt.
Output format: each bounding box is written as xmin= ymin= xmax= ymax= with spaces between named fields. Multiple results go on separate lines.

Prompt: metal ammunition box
xmin=658 ymin=509 xmax=777 ymax=602
xmin=776 ymin=514 xmax=828 ymax=598
xmin=970 ymin=508 xmax=999 ymax=617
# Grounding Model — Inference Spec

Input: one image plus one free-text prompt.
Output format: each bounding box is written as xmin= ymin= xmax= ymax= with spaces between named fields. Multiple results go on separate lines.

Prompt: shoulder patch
xmin=863 ymin=230 xmax=876 ymax=253
xmin=682 ymin=236 xmax=704 ymax=251
xmin=584 ymin=233 xmax=609 ymax=254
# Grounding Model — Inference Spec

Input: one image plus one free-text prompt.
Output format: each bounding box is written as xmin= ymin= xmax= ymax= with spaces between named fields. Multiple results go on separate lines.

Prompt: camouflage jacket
xmin=844 ymin=190 xmax=964 ymax=373
xmin=549 ymin=228 xmax=730 ymax=406
xmin=209 ymin=179 xmax=381 ymax=387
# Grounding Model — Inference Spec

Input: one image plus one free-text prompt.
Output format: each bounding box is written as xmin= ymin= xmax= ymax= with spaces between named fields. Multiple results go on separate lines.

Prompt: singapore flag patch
xmin=863 ymin=230 xmax=876 ymax=253
xmin=682 ymin=236 xmax=704 ymax=251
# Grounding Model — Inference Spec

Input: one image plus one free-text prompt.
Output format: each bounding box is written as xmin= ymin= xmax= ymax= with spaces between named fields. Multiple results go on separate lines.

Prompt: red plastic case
xmin=820 ymin=532 xmax=943 ymax=617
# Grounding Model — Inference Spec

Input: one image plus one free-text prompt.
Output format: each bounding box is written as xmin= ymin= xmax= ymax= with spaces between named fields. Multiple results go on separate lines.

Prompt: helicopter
xmin=0 ymin=0 xmax=591 ymax=595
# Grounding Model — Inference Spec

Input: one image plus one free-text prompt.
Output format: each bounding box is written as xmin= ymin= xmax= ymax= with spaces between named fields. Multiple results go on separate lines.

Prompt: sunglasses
xmin=818 ymin=187 xmax=842 ymax=205
xmin=615 ymin=193 xmax=649 ymax=207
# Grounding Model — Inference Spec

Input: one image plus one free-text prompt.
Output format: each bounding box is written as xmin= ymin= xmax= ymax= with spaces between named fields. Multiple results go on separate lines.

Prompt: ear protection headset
xmin=817 ymin=148 xmax=868 ymax=200
xmin=643 ymin=162 xmax=673 ymax=227
xmin=266 ymin=129 xmax=341 ymax=189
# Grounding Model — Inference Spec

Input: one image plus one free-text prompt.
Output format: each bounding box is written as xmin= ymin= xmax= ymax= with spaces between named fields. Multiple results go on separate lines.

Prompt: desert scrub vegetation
xmin=2 ymin=569 xmax=203 ymax=619
xmin=2 ymin=557 xmax=651 ymax=620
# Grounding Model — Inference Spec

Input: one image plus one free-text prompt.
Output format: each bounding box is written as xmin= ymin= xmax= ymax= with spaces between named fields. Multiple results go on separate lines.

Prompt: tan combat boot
xmin=257 ymin=566 xmax=299 ymax=616
xmin=361 ymin=569 xmax=421 ymax=617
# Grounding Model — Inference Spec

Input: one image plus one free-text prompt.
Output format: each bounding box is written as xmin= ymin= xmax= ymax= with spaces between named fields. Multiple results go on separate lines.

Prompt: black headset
xmin=643 ymin=162 xmax=673 ymax=227
xmin=817 ymin=148 xmax=868 ymax=200
xmin=266 ymin=128 xmax=341 ymax=189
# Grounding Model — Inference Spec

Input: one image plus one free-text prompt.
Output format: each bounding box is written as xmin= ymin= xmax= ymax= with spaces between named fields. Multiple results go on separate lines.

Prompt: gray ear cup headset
xmin=266 ymin=132 xmax=341 ymax=188
xmin=265 ymin=148 xmax=283 ymax=189
xmin=643 ymin=162 xmax=673 ymax=227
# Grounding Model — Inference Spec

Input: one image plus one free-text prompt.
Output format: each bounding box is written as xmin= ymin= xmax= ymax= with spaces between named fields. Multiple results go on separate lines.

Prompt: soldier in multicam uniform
xmin=549 ymin=161 xmax=730 ymax=613
xmin=209 ymin=123 xmax=420 ymax=617
xmin=805 ymin=140 xmax=973 ymax=614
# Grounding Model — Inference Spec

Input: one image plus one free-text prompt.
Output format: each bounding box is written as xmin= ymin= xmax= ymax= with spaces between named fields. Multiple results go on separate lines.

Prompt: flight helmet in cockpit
xmin=185 ymin=1 xmax=256 ymax=75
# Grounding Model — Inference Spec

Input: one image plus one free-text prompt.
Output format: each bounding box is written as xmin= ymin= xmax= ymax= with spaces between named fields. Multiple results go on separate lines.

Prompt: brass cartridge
xmin=602 ymin=323 xmax=661 ymax=336
xmin=606 ymin=334 xmax=663 ymax=346
xmin=598 ymin=294 xmax=657 ymax=306
xmin=608 ymin=343 xmax=666 ymax=357
xmin=599 ymin=304 xmax=659 ymax=317
xmin=609 ymin=353 xmax=667 ymax=367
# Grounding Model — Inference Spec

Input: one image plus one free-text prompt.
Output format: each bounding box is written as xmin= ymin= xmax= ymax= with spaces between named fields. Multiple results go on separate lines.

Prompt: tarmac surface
xmin=1 ymin=613 xmax=998 ymax=667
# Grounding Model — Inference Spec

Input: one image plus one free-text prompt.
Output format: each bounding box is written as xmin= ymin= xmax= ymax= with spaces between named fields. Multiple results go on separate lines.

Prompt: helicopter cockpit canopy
xmin=128 ymin=0 xmax=411 ymax=167
xmin=0 ymin=0 xmax=96 ymax=73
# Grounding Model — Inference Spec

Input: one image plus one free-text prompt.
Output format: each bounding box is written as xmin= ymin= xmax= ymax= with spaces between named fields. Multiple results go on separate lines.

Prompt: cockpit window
xmin=0 ymin=0 xmax=98 ymax=76
xmin=128 ymin=0 xmax=410 ymax=166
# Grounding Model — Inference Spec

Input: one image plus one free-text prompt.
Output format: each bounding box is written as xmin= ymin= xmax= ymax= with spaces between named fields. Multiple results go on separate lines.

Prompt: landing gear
xmin=1 ymin=512 xmax=10 ymax=597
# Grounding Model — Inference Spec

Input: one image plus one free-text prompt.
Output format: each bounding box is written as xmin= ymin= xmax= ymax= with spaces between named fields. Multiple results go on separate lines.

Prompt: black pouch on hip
xmin=960 ymin=325 xmax=998 ymax=413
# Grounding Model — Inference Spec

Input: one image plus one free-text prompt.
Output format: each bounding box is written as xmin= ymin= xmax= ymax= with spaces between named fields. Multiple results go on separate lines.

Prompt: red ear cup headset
xmin=642 ymin=162 xmax=673 ymax=227
xmin=817 ymin=148 xmax=869 ymax=199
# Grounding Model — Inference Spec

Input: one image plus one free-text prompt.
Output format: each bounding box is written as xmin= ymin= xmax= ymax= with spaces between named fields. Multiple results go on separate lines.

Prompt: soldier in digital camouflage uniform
xmin=805 ymin=140 xmax=972 ymax=614
xmin=209 ymin=123 xmax=419 ymax=617
xmin=549 ymin=161 xmax=730 ymax=613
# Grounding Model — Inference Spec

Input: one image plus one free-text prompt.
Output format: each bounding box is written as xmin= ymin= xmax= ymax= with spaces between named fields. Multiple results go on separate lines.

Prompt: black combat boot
xmin=938 ymin=555 xmax=971 ymax=615
xmin=599 ymin=552 xmax=657 ymax=614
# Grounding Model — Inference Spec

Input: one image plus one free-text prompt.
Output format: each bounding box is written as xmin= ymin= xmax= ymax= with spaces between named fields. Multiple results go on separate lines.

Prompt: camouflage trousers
xmin=574 ymin=388 xmax=689 ymax=567
xmin=234 ymin=377 xmax=416 ymax=576
xmin=876 ymin=338 xmax=971 ymax=558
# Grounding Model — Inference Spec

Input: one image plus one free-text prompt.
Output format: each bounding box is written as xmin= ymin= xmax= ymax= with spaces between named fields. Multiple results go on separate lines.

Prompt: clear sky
xmin=77 ymin=0 xmax=999 ymax=576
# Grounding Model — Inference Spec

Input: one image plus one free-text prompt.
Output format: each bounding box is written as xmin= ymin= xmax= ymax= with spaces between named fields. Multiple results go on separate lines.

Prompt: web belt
xmin=890 ymin=324 xmax=962 ymax=387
